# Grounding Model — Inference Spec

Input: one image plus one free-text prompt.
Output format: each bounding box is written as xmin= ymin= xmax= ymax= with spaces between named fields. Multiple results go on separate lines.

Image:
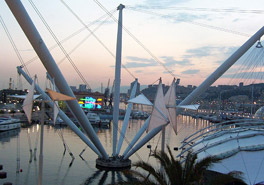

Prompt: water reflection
xmin=0 ymin=115 xmax=212 ymax=185
xmin=0 ymin=127 xmax=20 ymax=143
xmin=83 ymin=170 xmax=137 ymax=185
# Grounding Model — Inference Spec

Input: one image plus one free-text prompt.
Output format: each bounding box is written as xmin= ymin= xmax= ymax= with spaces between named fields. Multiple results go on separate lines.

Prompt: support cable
xmin=93 ymin=0 xmax=176 ymax=78
xmin=127 ymin=6 xmax=264 ymax=14
xmin=0 ymin=15 xmax=31 ymax=77
xmin=28 ymin=0 xmax=92 ymax=90
xmin=23 ymin=9 xmax=117 ymax=67
xmin=226 ymin=42 xmax=264 ymax=86
xmin=127 ymin=8 xmax=251 ymax=37
xmin=57 ymin=13 xmax=113 ymax=65
xmin=227 ymin=46 xmax=257 ymax=85
xmin=60 ymin=0 xmax=136 ymax=79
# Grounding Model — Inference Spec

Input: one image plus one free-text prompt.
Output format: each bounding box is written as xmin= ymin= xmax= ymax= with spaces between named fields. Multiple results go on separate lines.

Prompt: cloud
xmin=215 ymin=60 xmax=224 ymax=65
xmin=163 ymin=69 xmax=175 ymax=74
xmin=124 ymin=56 xmax=157 ymax=68
xmin=184 ymin=46 xmax=238 ymax=59
xmin=93 ymin=19 xmax=114 ymax=25
xmin=123 ymin=62 xmax=157 ymax=68
xmin=181 ymin=69 xmax=200 ymax=75
xmin=140 ymin=0 xmax=190 ymax=8
xmin=171 ymin=13 xmax=210 ymax=22
xmin=135 ymin=70 xmax=143 ymax=73
xmin=161 ymin=56 xmax=193 ymax=66
xmin=232 ymin=18 xmax=240 ymax=22
xmin=126 ymin=56 xmax=155 ymax=63
xmin=124 ymin=55 xmax=193 ymax=71
xmin=185 ymin=46 xmax=215 ymax=58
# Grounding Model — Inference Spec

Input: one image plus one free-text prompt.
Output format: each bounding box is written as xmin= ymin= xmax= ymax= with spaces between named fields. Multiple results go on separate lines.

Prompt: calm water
xmin=0 ymin=115 xmax=211 ymax=185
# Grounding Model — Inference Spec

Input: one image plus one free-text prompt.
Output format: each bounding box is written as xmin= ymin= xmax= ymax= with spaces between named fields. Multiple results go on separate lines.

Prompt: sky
xmin=0 ymin=0 xmax=264 ymax=92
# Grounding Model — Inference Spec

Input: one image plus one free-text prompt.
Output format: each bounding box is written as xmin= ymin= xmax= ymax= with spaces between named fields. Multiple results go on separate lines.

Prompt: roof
xmin=178 ymin=119 xmax=264 ymax=184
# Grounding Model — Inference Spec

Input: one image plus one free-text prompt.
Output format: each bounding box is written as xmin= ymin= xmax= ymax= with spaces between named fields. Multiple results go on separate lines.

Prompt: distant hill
xmin=93 ymin=85 xmax=148 ymax=93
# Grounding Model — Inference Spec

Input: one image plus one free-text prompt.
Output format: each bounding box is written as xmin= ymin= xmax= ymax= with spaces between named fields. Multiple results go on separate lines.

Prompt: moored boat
xmin=0 ymin=116 xmax=21 ymax=131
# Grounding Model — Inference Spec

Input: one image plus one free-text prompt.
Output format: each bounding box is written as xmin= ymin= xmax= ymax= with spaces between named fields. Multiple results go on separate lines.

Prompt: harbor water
xmin=0 ymin=115 xmax=211 ymax=185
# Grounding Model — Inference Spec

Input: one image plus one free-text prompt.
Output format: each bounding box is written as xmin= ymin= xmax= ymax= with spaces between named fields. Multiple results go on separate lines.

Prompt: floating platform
xmin=96 ymin=157 xmax=131 ymax=170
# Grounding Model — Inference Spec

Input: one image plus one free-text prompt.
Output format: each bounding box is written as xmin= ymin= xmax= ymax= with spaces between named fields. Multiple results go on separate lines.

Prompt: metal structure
xmin=17 ymin=66 xmax=102 ymax=157
xmin=5 ymin=0 xmax=264 ymax=175
xmin=6 ymin=0 xmax=108 ymax=159
xmin=178 ymin=26 xmax=264 ymax=111
xmin=112 ymin=4 xmax=125 ymax=157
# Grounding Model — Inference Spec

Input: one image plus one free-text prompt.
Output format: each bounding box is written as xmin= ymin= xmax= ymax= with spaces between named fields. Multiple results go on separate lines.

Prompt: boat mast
xmin=178 ymin=26 xmax=264 ymax=111
xmin=6 ymin=0 xmax=108 ymax=159
xmin=112 ymin=4 xmax=125 ymax=156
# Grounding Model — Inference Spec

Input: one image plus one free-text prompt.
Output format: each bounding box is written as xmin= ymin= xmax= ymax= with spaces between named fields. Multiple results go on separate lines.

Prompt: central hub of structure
xmin=96 ymin=157 xmax=131 ymax=170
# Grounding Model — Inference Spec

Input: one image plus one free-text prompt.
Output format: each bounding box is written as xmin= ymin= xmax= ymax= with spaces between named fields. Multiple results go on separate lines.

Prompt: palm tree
xmin=117 ymin=146 xmax=246 ymax=185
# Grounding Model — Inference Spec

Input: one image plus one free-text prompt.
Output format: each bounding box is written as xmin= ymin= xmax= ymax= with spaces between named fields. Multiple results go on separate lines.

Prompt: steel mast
xmin=178 ymin=26 xmax=264 ymax=110
xmin=6 ymin=0 xmax=108 ymax=159
xmin=112 ymin=4 xmax=125 ymax=157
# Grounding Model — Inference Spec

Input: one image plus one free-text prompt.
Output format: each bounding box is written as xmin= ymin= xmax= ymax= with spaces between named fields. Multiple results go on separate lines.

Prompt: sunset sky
xmin=0 ymin=0 xmax=264 ymax=91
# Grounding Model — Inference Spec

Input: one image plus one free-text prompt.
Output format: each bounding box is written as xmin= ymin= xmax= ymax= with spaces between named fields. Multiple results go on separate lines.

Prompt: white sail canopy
xmin=22 ymin=77 xmax=36 ymax=124
xmin=127 ymin=94 xmax=153 ymax=106
xmin=147 ymin=81 xmax=169 ymax=132
xmin=165 ymin=78 xmax=177 ymax=135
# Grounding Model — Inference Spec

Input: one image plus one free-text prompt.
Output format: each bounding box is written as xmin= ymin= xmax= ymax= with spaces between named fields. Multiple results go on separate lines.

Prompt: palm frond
xmin=133 ymin=161 xmax=167 ymax=185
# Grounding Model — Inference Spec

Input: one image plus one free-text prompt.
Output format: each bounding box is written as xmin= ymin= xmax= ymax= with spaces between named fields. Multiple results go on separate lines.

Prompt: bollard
xmin=0 ymin=171 xmax=7 ymax=179
xmin=3 ymin=182 xmax=12 ymax=185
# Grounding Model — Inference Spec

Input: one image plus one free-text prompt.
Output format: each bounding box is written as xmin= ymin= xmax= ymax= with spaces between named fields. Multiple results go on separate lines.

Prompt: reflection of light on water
xmin=0 ymin=114 xmax=219 ymax=184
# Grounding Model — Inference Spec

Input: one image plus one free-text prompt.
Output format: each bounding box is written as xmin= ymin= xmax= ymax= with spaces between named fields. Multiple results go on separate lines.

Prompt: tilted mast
xmin=17 ymin=66 xmax=102 ymax=157
xmin=6 ymin=0 xmax=108 ymax=159
xmin=178 ymin=26 xmax=264 ymax=111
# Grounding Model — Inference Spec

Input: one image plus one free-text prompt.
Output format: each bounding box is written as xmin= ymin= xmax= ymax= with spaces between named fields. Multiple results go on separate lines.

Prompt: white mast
xmin=178 ymin=26 xmax=264 ymax=110
xmin=116 ymin=79 xmax=137 ymax=155
xmin=112 ymin=4 xmax=125 ymax=156
xmin=17 ymin=66 xmax=102 ymax=157
xmin=6 ymin=0 xmax=108 ymax=159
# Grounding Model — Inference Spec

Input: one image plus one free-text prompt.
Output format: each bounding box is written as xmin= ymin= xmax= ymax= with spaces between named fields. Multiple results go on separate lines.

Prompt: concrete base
xmin=96 ymin=157 xmax=131 ymax=171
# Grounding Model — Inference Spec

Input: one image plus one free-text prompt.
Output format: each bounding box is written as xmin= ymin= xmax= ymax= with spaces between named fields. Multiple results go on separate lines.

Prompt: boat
xmin=87 ymin=112 xmax=100 ymax=124
xmin=0 ymin=116 xmax=21 ymax=131
xmin=86 ymin=112 xmax=110 ymax=127
xmin=47 ymin=117 xmax=67 ymax=126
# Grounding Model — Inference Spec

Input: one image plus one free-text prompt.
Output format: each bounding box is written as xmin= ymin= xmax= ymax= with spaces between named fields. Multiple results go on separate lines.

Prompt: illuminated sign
xmin=79 ymin=97 xmax=102 ymax=109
